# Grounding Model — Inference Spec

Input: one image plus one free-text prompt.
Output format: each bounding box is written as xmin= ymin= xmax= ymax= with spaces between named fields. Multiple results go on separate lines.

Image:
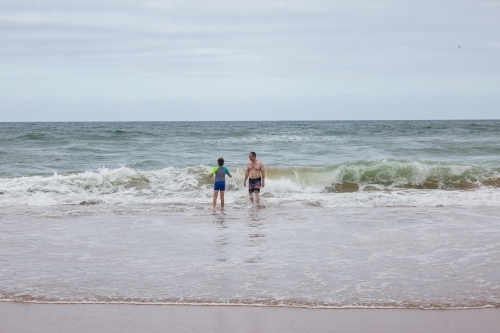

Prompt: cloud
xmin=0 ymin=0 xmax=499 ymax=120
xmin=1 ymin=0 xmax=498 ymax=77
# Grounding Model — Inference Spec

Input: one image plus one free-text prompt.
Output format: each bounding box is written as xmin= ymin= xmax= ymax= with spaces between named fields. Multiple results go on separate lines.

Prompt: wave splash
xmin=0 ymin=165 xmax=218 ymax=206
xmin=1 ymin=160 xmax=499 ymax=207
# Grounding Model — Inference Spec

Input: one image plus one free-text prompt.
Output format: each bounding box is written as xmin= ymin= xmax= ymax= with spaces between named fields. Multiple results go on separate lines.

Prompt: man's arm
xmin=260 ymin=163 xmax=265 ymax=187
xmin=243 ymin=165 xmax=250 ymax=187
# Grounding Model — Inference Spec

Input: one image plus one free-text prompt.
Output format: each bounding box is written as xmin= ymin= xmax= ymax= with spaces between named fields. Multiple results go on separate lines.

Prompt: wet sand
xmin=1 ymin=303 xmax=499 ymax=333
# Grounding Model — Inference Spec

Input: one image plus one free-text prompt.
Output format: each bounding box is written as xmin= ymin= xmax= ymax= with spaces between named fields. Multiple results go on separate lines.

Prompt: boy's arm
xmin=223 ymin=166 xmax=232 ymax=178
xmin=209 ymin=166 xmax=217 ymax=177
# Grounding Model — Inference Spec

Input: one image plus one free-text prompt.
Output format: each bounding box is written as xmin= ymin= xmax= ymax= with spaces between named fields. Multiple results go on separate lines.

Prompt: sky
xmin=0 ymin=0 xmax=499 ymax=121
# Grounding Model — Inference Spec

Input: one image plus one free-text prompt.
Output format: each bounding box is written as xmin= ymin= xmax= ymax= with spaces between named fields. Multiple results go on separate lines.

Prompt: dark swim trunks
xmin=248 ymin=177 xmax=261 ymax=194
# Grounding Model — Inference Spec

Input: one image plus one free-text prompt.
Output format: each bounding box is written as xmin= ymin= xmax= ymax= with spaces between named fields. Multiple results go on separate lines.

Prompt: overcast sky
xmin=1 ymin=0 xmax=499 ymax=121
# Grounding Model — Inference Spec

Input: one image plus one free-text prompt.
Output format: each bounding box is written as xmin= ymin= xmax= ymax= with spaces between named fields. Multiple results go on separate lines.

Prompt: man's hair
xmin=218 ymin=157 xmax=224 ymax=166
xmin=250 ymin=152 xmax=256 ymax=157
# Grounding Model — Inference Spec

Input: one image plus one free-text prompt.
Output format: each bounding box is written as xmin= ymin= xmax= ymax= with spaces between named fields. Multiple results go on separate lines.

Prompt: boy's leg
xmin=212 ymin=191 xmax=218 ymax=210
xmin=220 ymin=191 xmax=225 ymax=210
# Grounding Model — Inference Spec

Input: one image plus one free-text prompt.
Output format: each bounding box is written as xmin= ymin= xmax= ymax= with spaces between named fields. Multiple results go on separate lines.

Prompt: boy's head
xmin=218 ymin=157 xmax=224 ymax=166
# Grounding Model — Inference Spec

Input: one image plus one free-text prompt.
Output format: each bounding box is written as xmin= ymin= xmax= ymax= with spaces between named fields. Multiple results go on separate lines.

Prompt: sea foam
xmin=1 ymin=160 xmax=500 ymax=208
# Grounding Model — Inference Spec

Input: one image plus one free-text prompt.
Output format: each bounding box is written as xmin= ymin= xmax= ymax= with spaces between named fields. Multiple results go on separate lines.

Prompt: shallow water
xmin=1 ymin=121 xmax=499 ymax=308
xmin=1 ymin=205 xmax=499 ymax=308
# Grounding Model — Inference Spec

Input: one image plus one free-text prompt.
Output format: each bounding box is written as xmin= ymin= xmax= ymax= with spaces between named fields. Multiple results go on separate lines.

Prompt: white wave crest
xmin=1 ymin=163 xmax=500 ymax=208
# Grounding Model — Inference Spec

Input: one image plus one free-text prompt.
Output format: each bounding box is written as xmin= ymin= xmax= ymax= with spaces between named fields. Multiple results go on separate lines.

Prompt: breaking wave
xmin=266 ymin=160 xmax=500 ymax=192
xmin=1 ymin=160 xmax=500 ymax=207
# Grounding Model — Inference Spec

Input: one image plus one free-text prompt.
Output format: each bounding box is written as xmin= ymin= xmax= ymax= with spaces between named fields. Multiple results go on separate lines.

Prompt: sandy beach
xmin=1 ymin=303 xmax=499 ymax=333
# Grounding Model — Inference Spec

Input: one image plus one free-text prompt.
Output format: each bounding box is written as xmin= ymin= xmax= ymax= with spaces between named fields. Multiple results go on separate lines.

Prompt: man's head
xmin=249 ymin=152 xmax=256 ymax=161
xmin=218 ymin=157 xmax=224 ymax=166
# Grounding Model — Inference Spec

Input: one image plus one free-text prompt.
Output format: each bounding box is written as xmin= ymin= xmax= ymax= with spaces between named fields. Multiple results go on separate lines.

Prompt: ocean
xmin=1 ymin=120 xmax=499 ymax=308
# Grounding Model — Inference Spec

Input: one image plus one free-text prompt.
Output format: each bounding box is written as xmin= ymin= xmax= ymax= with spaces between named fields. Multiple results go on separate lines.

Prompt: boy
xmin=209 ymin=157 xmax=232 ymax=211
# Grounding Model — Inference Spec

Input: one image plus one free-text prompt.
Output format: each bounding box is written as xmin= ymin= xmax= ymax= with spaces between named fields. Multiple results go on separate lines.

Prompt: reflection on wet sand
xmin=213 ymin=214 xmax=228 ymax=262
xmin=244 ymin=209 xmax=266 ymax=264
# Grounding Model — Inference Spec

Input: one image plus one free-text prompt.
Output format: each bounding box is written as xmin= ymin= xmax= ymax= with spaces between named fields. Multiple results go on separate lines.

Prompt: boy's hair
xmin=250 ymin=151 xmax=256 ymax=157
xmin=218 ymin=158 xmax=224 ymax=166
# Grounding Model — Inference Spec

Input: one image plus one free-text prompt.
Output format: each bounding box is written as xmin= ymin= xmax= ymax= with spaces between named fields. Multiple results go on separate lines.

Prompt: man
xmin=243 ymin=151 xmax=265 ymax=204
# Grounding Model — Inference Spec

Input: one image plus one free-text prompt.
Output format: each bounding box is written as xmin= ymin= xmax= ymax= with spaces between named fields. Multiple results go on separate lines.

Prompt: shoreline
xmin=1 ymin=303 xmax=499 ymax=333
xmin=1 ymin=300 xmax=499 ymax=310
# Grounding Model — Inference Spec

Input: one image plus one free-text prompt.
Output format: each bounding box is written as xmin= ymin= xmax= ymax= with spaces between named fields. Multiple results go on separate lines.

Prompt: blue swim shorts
xmin=214 ymin=181 xmax=226 ymax=191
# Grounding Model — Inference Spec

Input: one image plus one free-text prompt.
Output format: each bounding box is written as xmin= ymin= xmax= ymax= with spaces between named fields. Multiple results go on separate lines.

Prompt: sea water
xmin=0 ymin=121 xmax=499 ymax=308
